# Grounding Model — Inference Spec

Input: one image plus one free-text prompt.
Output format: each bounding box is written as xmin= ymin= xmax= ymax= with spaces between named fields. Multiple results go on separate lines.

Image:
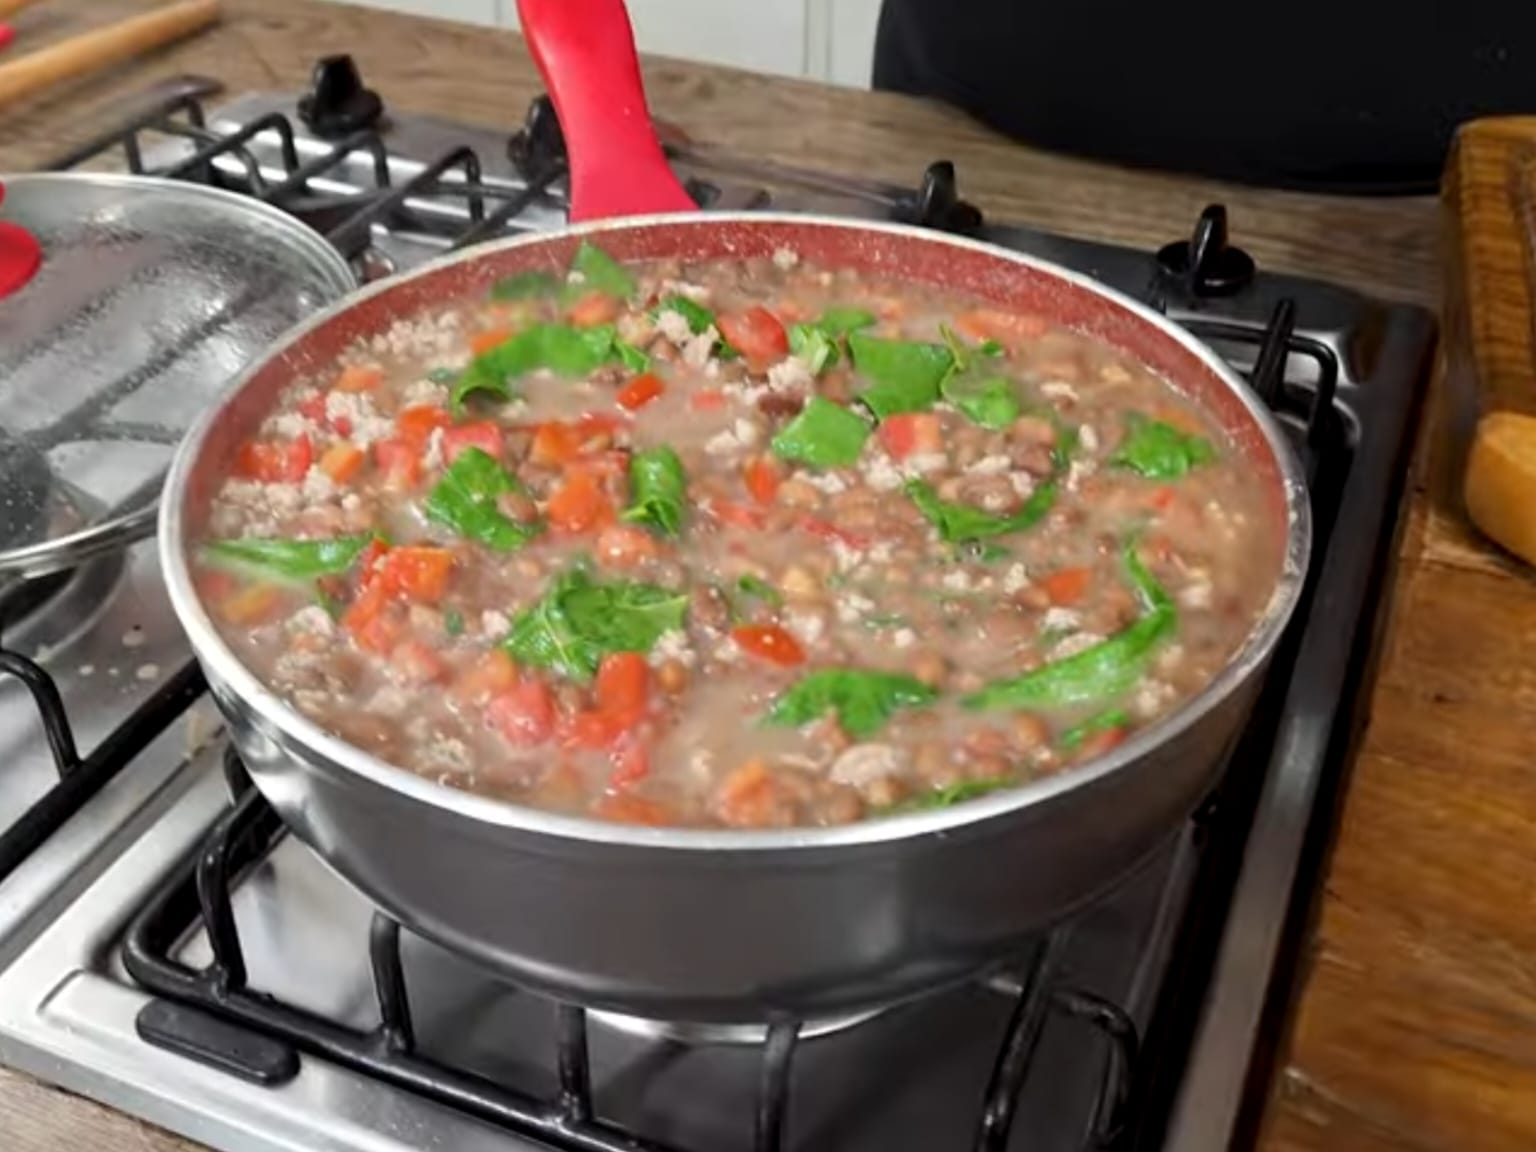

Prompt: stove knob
xmin=508 ymin=95 xmax=568 ymax=175
xmin=1156 ymin=205 xmax=1256 ymax=296
xmin=297 ymin=55 xmax=384 ymax=139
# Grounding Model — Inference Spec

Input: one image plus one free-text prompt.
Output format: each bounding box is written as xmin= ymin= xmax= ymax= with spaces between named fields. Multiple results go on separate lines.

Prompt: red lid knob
xmin=0 ymin=180 xmax=41 ymax=300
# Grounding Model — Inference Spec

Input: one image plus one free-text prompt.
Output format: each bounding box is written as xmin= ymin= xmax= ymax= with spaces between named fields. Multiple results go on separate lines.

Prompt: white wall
xmin=319 ymin=0 xmax=880 ymax=88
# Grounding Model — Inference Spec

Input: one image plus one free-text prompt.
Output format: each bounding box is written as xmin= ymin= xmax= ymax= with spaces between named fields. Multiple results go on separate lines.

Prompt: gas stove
xmin=0 ymin=57 xmax=1434 ymax=1152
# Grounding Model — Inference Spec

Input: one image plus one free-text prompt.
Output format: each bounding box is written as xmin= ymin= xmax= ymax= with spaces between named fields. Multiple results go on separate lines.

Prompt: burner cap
xmin=298 ymin=55 xmax=384 ymax=139
xmin=1156 ymin=204 xmax=1255 ymax=296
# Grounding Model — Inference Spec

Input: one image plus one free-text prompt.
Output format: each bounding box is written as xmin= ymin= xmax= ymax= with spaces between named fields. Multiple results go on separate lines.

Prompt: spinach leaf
xmin=1059 ymin=709 xmax=1130 ymax=750
xmin=452 ymin=323 xmax=618 ymax=410
xmin=622 ymin=446 xmax=688 ymax=537
xmin=568 ymin=240 xmax=636 ymax=300
xmin=817 ymin=307 xmax=878 ymax=336
xmin=905 ymin=478 xmax=1057 ymax=543
xmin=444 ymin=608 xmax=466 ymax=637
xmin=654 ymin=295 xmax=715 ymax=335
xmin=736 ymin=574 xmax=782 ymax=606
xmin=424 ymin=447 xmax=542 ymax=551
xmin=203 ymin=536 xmax=373 ymax=584
xmin=1109 ymin=414 xmax=1216 ymax=479
xmin=847 ymin=331 xmax=953 ymax=419
xmin=963 ymin=543 xmax=1176 ymax=711
xmin=788 ymin=323 xmax=838 ymax=375
xmin=504 ymin=566 xmax=689 ymax=681
xmin=765 ymin=668 xmax=939 ymax=739
xmin=770 ymin=397 xmax=871 ymax=468
xmin=942 ymin=371 xmax=1021 ymax=430
xmin=490 ymin=270 xmax=559 ymax=300
xmin=616 ymin=339 xmax=651 ymax=372
xmin=890 ymin=777 xmax=1015 ymax=813
xmin=939 ymin=322 xmax=1004 ymax=371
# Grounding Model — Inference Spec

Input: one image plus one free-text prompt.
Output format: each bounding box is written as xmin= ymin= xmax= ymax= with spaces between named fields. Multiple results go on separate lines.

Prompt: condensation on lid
xmin=0 ymin=173 xmax=355 ymax=578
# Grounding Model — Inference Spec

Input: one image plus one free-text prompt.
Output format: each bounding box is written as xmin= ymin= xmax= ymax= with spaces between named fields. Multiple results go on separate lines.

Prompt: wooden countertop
xmin=2 ymin=3 xmax=1525 ymax=1151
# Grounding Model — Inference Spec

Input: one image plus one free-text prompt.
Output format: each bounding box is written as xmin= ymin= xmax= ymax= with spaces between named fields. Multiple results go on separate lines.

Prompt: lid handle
xmin=0 ymin=180 xmax=41 ymax=300
xmin=516 ymin=0 xmax=696 ymax=223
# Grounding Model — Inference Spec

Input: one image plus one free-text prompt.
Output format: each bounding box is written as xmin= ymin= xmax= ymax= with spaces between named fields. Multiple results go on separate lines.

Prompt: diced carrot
xmin=576 ymin=412 xmax=625 ymax=440
xmin=377 ymin=546 xmax=455 ymax=603
xmin=1039 ymin=566 xmax=1093 ymax=607
xmin=441 ymin=420 xmax=504 ymax=464
xmin=953 ymin=309 xmax=1048 ymax=345
xmin=743 ymin=456 xmax=781 ymax=506
xmin=470 ymin=327 xmax=513 ymax=356
xmin=334 ymin=364 xmax=385 ymax=393
xmin=318 ymin=442 xmax=366 ymax=484
xmin=731 ymin=624 xmax=805 ymax=667
xmin=390 ymin=640 xmax=446 ymax=685
xmin=343 ymin=583 xmax=399 ymax=654
xmin=709 ymin=500 xmax=767 ymax=530
xmin=395 ymin=406 xmax=452 ymax=450
xmin=689 ymin=388 xmax=727 ymax=412
xmin=717 ymin=306 xmax=789 ymax=368
xmin=877 ymin=413 xmax=943 ymax=462
xmin=616 ymin=373 xmax=665 ymax=411
xmin=1078 ymin=726 xmax=1129 ymax=759
xmin=455 ymin=650 xmax=519 ymax=700
xmin=530 ymin=421 xmax=581 ymax=467
xmin=595 ymin=652 xmax=650 ymax=716
xmin=593 ymin=792 xmax=675 ymax=826
xmin=488 ymin=680 xmax=556 ymax=746
xmin=297 ymin=394 xmax=328 ymax=423
xmin=371 ymin=439 xmax=417 ymax=487
xmin=596 ymin=523 xmax=659 ymax=568
xmin=566 ymin=291 xmax=621 ymax=328
xmin=547 ymin=469 xmax=614 ymax=534
xmin=219 ymin=583 xmax=283 ymax=626
xmin=235 ymin=435 xmax=313 ymax=483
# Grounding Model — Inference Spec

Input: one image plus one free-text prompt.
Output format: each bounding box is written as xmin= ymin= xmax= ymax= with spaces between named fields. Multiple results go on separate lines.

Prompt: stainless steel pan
xmin=159 ymin=0 xmax=1311 ymax=1023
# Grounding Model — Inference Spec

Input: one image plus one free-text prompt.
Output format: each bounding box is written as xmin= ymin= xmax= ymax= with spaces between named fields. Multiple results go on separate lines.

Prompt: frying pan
xmin=159 ymin=0 xmax=1311 ymax=1023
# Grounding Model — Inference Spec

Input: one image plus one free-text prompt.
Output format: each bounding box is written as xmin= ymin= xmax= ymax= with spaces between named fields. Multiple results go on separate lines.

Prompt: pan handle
xmin=516 ymin=0 xmax=697 ymax=223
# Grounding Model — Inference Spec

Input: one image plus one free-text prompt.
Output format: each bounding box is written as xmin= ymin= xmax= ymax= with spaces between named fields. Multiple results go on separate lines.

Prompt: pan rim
xmin=160 ymin=211 xmax=1312 ymax=852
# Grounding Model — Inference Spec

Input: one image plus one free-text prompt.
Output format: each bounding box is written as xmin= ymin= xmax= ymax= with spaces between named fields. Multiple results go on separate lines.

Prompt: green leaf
xmin=1108 ymin=414 xmax=1216 ymax=479
xmin=1053 ymin=421 xmax=1081 ymax=471
xmin=1059 ymin=709 xmax=1130 ymax=750
xmin=427 ymin=367 xmax=458 ymax=385
xmin=938 ymin=323 xmax=1004 ymax=374
xmin=770 ymin=397 xmax=871 ymax=468
xmin=905 ymin=478 xmax=1056 ymax=543
xmin=847 ymin=331 xmax=953 ymax=419
xmin=567 ymin=240 xmax=636 ymax=300
xmin=889 ymin=776 xmax=1015 ymax=813
xmin=490 ymin=270 xmax=559 ymax=300
xmin=452 ymin=323 xmax=618 ymax=410
xmin=765 ymin=668 xmax=939 ymax=739
xmin=616 ymin=339 xmax=651 ymax=372
xmin=444 ymin=608 xmax=465 ymax=637
xmin=622 ymin=446 xmax=688 ymax=537
xmin=654 ymin=295 xmax=715 ymax=335
xmin=942 ymin=371 xmax=1021 ymax=430
xmin=963 ymin=542 xmax=1176 ymax=711
xmin=202 ymin=536 xmax=372 ymax=584
xmin=816 ymin=307 xmax=878 ymax=336
xmin=423 ymin=447 xmax=542 ymax=551
xmin=504 ymin=566 xmax=689 ymax=682
xmin=788 ymin=323 xmax=838 ymax=375
xmin=736 ymin=574 xmax=782 ymax=606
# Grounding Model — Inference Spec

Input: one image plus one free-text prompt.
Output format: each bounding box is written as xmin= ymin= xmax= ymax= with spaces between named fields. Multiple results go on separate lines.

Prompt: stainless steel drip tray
xmin=0 ymin=744 xmax=1192 ymax=1152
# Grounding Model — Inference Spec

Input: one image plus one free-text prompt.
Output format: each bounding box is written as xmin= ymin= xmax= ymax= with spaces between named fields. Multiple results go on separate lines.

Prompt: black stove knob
xmin=297 ymin=55 xmax=384 ymax=139
xmin=894 ymin=161 xmax=983 ymax=234
xmin=508 ymin=95 xmax=568 ymax=176
xmin=1156 ymin=205 xmax=1255 ymax=296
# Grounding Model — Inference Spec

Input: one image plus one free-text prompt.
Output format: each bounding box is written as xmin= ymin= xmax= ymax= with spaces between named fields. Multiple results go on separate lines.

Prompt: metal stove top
xmin=0 ymin=57 xmax=1435 ymax=1152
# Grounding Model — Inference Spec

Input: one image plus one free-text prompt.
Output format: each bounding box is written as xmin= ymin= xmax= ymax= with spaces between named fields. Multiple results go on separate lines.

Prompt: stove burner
xmin=0 ymin=550 xmax=126 ymax=660
xmin=297 ymin=55 xmax=384 ymax=139
xmin=0 ymin=433 xmax=53 ymax=554
xmin=590 ymin=1006 xmax=886 ymax=1045
xmin=1156 ymin=204 xmax=1256 ymax=296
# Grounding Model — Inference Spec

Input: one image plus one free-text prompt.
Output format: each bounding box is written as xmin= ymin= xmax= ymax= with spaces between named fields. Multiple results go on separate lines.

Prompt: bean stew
xmin=195 ymin=241 xmax=1284 ymax=828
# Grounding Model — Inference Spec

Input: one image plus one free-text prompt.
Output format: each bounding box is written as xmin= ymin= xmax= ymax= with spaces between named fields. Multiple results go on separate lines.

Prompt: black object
xmin=297 ymin=55 xmax=384 ymax=139
xmin=508 ymin=94 xmax=568 ymax=176
xmin=1156 ymin=206 xmax=1256 ymax=297
xmin=136 ymin=1000 xmax=300 ymax=1086
xmin=891 ymin=161 xmax=983 ymax=233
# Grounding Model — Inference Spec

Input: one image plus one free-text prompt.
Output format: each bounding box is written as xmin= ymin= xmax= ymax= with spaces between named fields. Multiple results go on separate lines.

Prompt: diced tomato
xmin=616 ymin=373 xmax=665 ymax=411
xmin=297 ymin=394 xmax=328 ymax=422
xmin=377 ymin=546 xmax=455 ymax=603
xmin=952 ymin=309 xmax=1047 ymax=345
xmin=731 ymin=624 xmax=805 ymax=667
xmin=689 ymin=388 xmax=727 ymax=412
xmin=1148 ymin=486 xmax=1177 ymax=512
xmin=566 ymin=291 xmax=621 ymax=328
xmin=318 ymin=442 xmax=366 ymax=484
xmin=235 ymin=435 xmax=313 ymax=483
xmin=595 ymin=652 xmax=650 ymax=716
xmin=396 ymin=406 xmax=452 ymax=450
xmin=390 ymin=640 xmax=446 ymax=685
xmin=1078 ymin=726 xmax=1129 ymax=759
xmin=877 ymin=412 xmax=943 ymax=461
xmin=596 ymin=523 xmax=659 ymax=568
xmin=709 ymin=500 xmax=767 ymax=530
xmin=441 ymin=420 xmax=504 ymax=464
xmin=334 ymin=364 xmax=385 ymax=392
xmin=608 ymin=740 xmax=651 ymax=788
xmin=469 ymin=327 xmax=513 ymax=356
xmin=1039 ymin=566 xmax=1093 ymax=607
xmin=455 ymin=650 xmax=519 ymax=701
xmin=562 ymin=709 xmax=630 ymax=751
xmin=593 ymin=792 xmax=675 ymax=826
xmin=575 ymin=411 xmax=625 ymax=441
xmin=529 ymin=421 xmax=581 ymax=467
xmin=717 ymin=306 xmax=789 ymax=367
xmin=488 ymin=680 xmax=556 ymax=746
xmin=547 ymin=469 xmax=614 ymax=534
xmin=343 ymin=583 xmax=398 ymax=654
xmin=218 ymin=583 xmax=283 ymax=626
xmin=743 ymin=456 xmax=781 ymax=506
xmin=373 ymin=439 xmax=421 ymax=487
xmin=356 ymin=538 xmax=391 ymax=580
xmin=800 ymin=516 xmax=867 ymax=549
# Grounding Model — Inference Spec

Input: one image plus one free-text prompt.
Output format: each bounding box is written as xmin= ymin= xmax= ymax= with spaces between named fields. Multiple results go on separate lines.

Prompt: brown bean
xmin=690 ymin=584 xmax=732 ymax=631
xmin=778 ymin=478 xmax=823 ymax=509
xmin=912 ymin=651 xmax=949 ymax=689
xmin=819 ymin=788 xmax=865 ymax=825
xmin=497 ymin=490 xmax=539 ymax=523
xmin=1010 ymin=714 xmax=1050 ymax=753
xmin=779 ymin=565 xmax=823 ymax=604
xmin=757 ymin=392 xmax=804 ymax=419
xmin=1010 ymin=415 xmax=1058 ymax=446
xmin=656 ymin=659 xmax=689 ymax=694
xmin=966 ymin=753 xmax=1011 ymax=781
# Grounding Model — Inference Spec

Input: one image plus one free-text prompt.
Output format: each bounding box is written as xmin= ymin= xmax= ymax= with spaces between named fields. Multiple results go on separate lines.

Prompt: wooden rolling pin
xmin=0 ymin=0 xmax=49 ymax=19
xmin=0 ymin=0 xmax=220 ymax=110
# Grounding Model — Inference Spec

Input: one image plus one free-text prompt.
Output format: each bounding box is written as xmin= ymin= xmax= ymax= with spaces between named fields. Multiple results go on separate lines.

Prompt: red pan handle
xmin=0 ymin=179 xmax=42 ymax=300
xmin=517 ymin=0 xmax=697 ymax=223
